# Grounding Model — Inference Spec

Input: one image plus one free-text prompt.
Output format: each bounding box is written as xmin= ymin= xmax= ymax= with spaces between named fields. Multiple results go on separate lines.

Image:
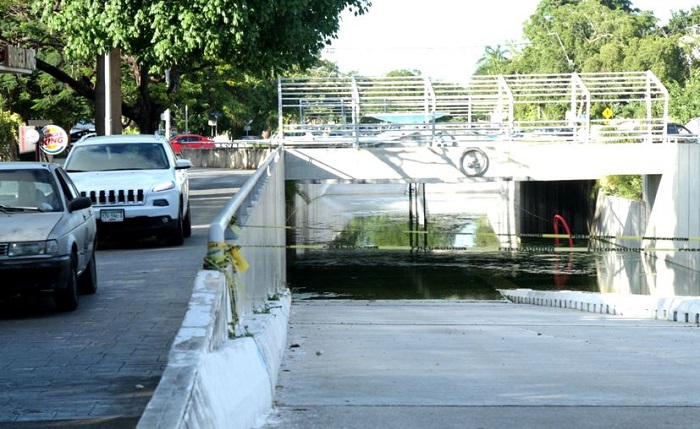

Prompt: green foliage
xmin=168 ymin=65 xmax=278 ymax=137
xmin=598 ymin=175 xmax=643 ymax=200
xmin=473 ymin=217 xmax=501 ymax=249
xmin=0 ymin=107 xmax=23 ymax=161
xmin=386 ymin=69 xmax=422 ymax=77
xmin=33 ymin=0 xmax=371 ymax=74
xmin=330 ymin=214 xmax=500 ymax=250
xmin=473 ymin=1 xmax=700 ymax=203
xmin=670 ymin=69 xmax=700 ymax=123
xmin=475 ymin=45 xmax=511 ymax=75
xmin=0 ymin=0 xmax=370 ymax=133
xmin=0 ymin=1 xmax=96 ymax=129
xmin=3 ymin=0 xmax=700 ymax=142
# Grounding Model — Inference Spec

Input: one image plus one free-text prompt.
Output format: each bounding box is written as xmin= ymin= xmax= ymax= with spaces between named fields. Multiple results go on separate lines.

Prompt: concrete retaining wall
xmin=181 ymin=147 xmax=275 ymax=169
xmin=644 ymin=144 xmax=700 ymax=271
xmin=590 ymin=144 xmax=700 ymax=273
xmin=508 ymin=144 xmax=700 ymax=321
xmin=590 ymin=190 xmax=648 ymax=249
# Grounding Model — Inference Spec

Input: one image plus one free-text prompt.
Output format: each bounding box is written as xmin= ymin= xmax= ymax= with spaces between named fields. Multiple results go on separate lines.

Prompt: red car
xmin=169 ymin=134 xmax=215 ymax=155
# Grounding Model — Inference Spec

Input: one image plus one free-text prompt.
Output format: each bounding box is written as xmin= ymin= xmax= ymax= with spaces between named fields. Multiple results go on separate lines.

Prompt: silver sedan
xmin=0 ymin=162 xmax=97 ymax=311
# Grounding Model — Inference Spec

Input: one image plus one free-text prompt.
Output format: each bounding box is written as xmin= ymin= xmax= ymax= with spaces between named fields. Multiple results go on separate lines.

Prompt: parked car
xmin=0 ymin=162 xmax=97 ymax=311
xmin=63 ymin=134 xmax=192 ymax=245
xmin=70 ymin=127 xmax=96 ymax=143
xmin=667 ymin=123 xmax=698 ymax=143
xmin=169 ymin=133 xmax=215 ymax=155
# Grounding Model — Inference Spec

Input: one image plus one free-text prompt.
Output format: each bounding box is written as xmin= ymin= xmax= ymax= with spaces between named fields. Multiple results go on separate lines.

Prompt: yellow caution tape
xmin=231 ymin=246 xmax=249 ymax=272
xmin=205 ymin=241 xmax=249 ymax=272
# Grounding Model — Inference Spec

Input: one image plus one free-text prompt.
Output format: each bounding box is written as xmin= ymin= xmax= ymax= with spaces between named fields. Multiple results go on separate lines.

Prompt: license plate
xmin=100 ymin=209 xmax=124 ymax=222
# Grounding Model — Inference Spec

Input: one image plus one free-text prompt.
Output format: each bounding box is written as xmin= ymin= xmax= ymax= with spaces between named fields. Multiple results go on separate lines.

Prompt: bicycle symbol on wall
xmin=459 ymin=147 xmax=489 ymax=177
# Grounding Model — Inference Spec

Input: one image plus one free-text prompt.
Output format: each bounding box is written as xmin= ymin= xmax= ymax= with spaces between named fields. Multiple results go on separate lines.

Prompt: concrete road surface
xmin=259 ymin=300 xmax=700 ymax=429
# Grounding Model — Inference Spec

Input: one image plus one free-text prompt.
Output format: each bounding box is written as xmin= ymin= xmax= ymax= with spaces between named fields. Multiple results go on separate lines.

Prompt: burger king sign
xmin=40 ymin=125 xmax=69 ymax=155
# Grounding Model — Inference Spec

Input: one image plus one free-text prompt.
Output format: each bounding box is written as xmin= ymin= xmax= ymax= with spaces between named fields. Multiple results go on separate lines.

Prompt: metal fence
xmin=277 ymin=71 xmax=673 ymax=146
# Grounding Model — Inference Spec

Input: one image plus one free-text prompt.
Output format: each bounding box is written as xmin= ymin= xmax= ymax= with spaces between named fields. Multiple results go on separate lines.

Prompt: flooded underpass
xmin=262 ymin=182 xmax=700 ymax=429
xmin=286 ymin=183 xmax=700 ymax=301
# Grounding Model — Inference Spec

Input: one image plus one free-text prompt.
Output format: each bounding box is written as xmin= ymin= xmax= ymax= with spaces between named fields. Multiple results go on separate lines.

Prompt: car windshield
xmin=0 ymin=169 xmax=61 ymax=212
xmin=65 ymin=143 xmax=169 ymax=172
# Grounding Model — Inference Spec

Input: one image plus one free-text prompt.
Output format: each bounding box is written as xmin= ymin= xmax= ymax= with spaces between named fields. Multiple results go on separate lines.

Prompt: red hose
xmin=553 ymin=214 xmax=574 ymax=247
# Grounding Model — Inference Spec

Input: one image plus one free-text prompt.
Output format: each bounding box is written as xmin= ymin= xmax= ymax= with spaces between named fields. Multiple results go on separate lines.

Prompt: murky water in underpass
xmin=286 ymin=183 xmax=700 ymax=301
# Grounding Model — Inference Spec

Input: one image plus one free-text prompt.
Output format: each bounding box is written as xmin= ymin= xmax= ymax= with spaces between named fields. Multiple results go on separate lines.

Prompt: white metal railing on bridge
xmin=277 ymin=71 xmax=677 ymax=147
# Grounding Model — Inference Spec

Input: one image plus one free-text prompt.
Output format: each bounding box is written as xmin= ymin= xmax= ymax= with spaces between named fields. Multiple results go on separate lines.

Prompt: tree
xmin=0 ymin=105 xmax=23 ymax=161
xmin=513 ymin=1 xmax=661 ymax=75
xmin=475 ymin=45 xmax=510 ymax=75
xmin=6 ymin=0 xmax=371 ymax=133
xmin=386 ymin=69 xmax=422 ymax=77
xmin=0 ymin=1 xmax=95 ymax=130
xmin=473 ymin=0 xmax=700 ymax=201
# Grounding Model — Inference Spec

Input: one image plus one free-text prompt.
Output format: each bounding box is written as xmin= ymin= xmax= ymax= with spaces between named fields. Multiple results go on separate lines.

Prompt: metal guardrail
xmin=277 ymin=72 xmax=678 ymax=147
xmin=208 ymin=144 xmax=286 ymax=321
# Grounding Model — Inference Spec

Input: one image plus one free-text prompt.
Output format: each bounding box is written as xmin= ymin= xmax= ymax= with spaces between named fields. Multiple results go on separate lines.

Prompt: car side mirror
xmin=68 ymin=196 xmax=92 ymax=212
xmin=175 ymin=159 xmax=192 ymax=170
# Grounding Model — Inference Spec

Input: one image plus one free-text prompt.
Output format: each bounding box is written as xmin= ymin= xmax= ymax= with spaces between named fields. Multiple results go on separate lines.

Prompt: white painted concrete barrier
xmin=137 ymin=270 xmax=291 ymax=429
xmin=500 ymin=289 xmax=700 ymax=324
xmin=138 ymin=147 xmax=289 ymax=429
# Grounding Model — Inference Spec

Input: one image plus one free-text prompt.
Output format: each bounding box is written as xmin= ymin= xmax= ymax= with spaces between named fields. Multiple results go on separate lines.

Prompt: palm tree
xmin=476 ymin=45 xmax=510 ymax=75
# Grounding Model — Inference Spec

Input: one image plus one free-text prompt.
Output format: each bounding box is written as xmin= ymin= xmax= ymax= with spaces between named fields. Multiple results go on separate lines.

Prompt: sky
xmin=323 ymin=0 xmax=700 ymax=82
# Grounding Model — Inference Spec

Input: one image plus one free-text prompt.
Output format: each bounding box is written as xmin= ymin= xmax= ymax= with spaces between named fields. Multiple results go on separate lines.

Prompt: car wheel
xmin=167 ymin=209 xmax=185 ymax=246
xmin=183 ymin=201 xmax=192 ymax=238
xmin=55 ymin=255 xmax=79 ymax=312
xmin=78 ymin=248 xmax=98 ymax=295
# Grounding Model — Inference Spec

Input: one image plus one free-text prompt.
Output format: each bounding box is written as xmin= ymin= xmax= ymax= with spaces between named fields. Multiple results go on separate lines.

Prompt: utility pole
xmin=95 ymin=49 xmax=122 ymax=135
xmin=104 ymin=51 xmax=111 ymax=135
xmin=164 ymin=69 xmax=171 ymax=139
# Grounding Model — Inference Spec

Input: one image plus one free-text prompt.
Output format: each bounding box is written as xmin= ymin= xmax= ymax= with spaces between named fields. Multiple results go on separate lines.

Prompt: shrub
xmin=0 ymin=109 xmax=22 ymax=161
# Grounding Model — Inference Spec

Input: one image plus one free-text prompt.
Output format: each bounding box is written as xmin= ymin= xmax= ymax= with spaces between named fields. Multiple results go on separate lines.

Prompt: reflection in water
xmin=596 ymin=251 xmax=700 ymax=297
xmin=289 ymin=249 xmax=601 ymax=300
xmin=288 ymin=184 xmax=700 ymax=300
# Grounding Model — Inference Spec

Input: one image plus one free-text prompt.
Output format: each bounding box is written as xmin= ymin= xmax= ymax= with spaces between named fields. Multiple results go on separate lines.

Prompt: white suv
xmin=64 ymin=134 xmax=192 ymax=246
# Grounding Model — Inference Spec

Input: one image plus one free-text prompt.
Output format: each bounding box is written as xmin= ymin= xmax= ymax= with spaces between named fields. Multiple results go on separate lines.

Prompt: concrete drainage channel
xmin=500 ymin=289 xmax=700 ymax=324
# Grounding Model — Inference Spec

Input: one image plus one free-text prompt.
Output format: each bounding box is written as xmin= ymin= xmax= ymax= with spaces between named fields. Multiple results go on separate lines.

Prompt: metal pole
xmin=422 ymin=183 xmax=428 ymax=250
xmin=164 ymin=70 xmax=170 ymax=138
xmin=104 ymin=51 xmax=112 ymax=136
xmin=408 ymin=184 xmax=414 ymax=250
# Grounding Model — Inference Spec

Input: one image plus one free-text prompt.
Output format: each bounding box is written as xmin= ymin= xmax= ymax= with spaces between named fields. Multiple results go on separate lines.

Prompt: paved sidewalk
xmin=259 ymin=300 xmax=700 ymax=429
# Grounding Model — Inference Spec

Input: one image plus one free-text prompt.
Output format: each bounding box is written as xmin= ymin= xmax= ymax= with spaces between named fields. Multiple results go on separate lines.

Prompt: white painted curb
xmin=500 ymin=288 xmax=700 ymax=323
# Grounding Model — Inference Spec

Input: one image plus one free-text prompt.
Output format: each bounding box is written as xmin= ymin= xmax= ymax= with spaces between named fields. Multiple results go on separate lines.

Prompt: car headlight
xmin=152 ymin=181 xmax=176 ymax=192
xmin=9 ymin=240 xmax=59 ymax=257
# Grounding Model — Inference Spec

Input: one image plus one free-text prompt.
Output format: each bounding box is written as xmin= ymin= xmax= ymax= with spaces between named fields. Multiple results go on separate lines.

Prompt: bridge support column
xmin=408 ymin=183 xmax=427 ymax=250
xmin=643 ymin=174 xmax=661 ymax=221
xmin=495 ymin=179 xmax=517 ymax=249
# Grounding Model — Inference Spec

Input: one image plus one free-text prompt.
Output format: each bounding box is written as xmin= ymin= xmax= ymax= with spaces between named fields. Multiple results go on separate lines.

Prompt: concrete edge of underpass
xmin=499 ymin=288 xmax=700 ymax=323
xmin=136 ymin=270 xmax=291 ymax=429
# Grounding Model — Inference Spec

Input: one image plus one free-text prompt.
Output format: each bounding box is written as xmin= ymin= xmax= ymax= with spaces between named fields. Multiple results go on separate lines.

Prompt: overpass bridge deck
xmin=283 ymin=141 xmax=677 ymax=183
